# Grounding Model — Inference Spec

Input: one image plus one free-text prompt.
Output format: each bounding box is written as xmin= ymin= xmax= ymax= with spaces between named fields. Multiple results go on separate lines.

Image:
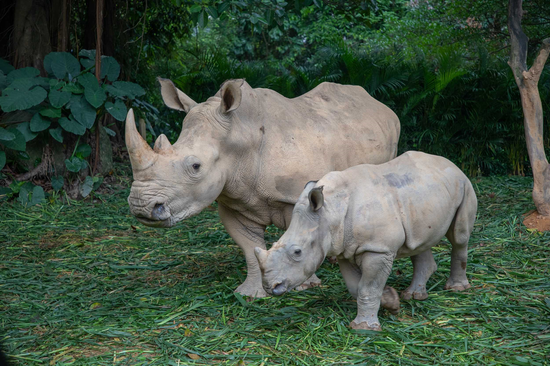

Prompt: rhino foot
xmin=401 ymin=287 xmax=429 ymax=301
xmin=444 ymin=279 xmax=471 ymax=292
xmin=380 ymin=286 xmax=400 ymax=315
xmin=295 ymin=274 xmax=322 ymax=291
xmin=235 ymin=282 xmax=268 ymax=298
xmin=350 ymin=320 xmax=382 ymax=331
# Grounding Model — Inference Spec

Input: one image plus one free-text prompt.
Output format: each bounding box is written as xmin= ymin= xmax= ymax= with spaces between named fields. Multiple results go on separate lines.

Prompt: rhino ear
xmin=158 ymin=77 xmax=197 ymax=113
xmin=308 ymin=186 xmax=324 ymax=212
xmin=219 ymin=79 xmax=244 ymax=113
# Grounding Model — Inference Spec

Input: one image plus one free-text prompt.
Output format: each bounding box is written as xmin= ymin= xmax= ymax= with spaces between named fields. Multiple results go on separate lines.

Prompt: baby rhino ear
xmin=308 ymin=186 xmax=324 ymax=211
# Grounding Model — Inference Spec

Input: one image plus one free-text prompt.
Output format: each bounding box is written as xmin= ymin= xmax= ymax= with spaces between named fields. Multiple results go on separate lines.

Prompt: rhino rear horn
xmin=154 ymin=134 xmax=173 ymax=153
xmin=125 ymin=109 xmax=156 ymax=170
xmin=158 ymin=77 xmax=197 ymax=113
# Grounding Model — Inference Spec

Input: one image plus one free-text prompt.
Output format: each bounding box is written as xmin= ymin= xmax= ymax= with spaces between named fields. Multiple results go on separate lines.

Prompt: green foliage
xmin=0 ymin=51 xmax=147 ymax=204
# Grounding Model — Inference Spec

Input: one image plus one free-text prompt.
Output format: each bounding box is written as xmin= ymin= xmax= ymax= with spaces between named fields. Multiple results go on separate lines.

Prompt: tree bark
xmin=508 ymin=0 xmax=550 ymax=216
xmin=12 ymin=0 xmax=52 ymax=74
xmin=93 ymin=0 xmax=104 ymax=175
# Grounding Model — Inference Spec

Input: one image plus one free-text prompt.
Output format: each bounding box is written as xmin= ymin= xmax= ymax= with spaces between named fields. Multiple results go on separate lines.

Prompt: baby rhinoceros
xmin=255 ymin=151 xmax=477 ymax=331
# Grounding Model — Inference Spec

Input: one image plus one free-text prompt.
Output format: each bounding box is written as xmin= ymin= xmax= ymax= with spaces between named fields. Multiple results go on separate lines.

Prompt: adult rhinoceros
xmin=125 ymin=78 xmax=400 ymax=297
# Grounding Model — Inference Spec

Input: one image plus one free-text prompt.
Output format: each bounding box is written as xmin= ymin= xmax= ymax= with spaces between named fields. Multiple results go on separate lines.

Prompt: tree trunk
xmin=12 ymin=0 xmax=52 ymax=74
xmin=508 ymin=0 xmax=550 ymax=216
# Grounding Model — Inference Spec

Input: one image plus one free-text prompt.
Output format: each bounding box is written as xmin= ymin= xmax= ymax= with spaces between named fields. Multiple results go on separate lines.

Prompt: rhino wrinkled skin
xmin=125 ymin=78 xmax=400 ymax=298
xmin=255 ymin=151 xmax=478 ymax=330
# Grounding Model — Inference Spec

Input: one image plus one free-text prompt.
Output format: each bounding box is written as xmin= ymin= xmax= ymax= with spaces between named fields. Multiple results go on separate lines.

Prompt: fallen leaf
xmin=89 ymin=302 xmax=101 ymax=310
xmin=188 ymin=353 xmax=200 ymax=360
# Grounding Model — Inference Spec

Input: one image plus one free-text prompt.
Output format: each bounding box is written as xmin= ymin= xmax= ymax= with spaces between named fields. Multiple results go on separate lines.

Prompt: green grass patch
xmin=1 ymin=176 xmax=549 ymax=365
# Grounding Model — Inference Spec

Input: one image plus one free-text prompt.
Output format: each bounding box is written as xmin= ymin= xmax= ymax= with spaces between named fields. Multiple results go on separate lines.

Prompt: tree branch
xmin=525 ymin=38 xmax=550 ymax=83
xmin=508 ymin=0 xmax=529 ymax=78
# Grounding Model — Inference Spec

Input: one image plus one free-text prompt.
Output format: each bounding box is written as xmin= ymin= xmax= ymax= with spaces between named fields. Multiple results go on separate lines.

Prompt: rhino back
xmin=253 ymin=82 xmax=400 ymax=204
xmin=329 ymin=151 xmax=471 ymax=259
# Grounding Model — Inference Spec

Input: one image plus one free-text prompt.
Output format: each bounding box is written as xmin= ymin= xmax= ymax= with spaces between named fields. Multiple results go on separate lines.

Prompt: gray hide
xmin=255 ymin=151 xmax=478 ymax=330
xmin=125 ymin=79 xmax=400 ymax=297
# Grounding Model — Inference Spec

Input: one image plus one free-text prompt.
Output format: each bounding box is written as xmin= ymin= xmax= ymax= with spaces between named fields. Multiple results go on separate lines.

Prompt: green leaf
xmin=103 ymin=126 xmax=116 ymax=137
xmin=49 ymin=89 xmax=72 ymax=108
xmin=17 ymin=186 xmax=30 ymax=206
xmin=107 ymin=81 xmax=145 ymax=99
xmin=0 ymin=127 xmax=16 ymax=142
xmin=105 ymin=99 xmax=127 ymax=121
xmin=45 ymin=52 xmax=81 ymax=79
xmin=85 ymin=84 xmax=107 ymax=108
xmin=80 ymin=58 xmax=95 ymax=70
xmin=0 ymin=84 xmax=47 ymax=112
xmin=100 ymin=56 xmax=120 ymax=81
xmin=0 ymin=187 xmax=12 ymax=201
xmin=65 ymin=156 xmax=86 ymax=173
xmin=2 ymin=128 xmax=26 ymax=151
xmin=69 ymin=95 xmax=96 ymax=128
xmin=39 ymin=107 xmax=62 ymax=118
xmin=49 ymin=78 xmax=65 ymax=89
xmin=30 ymin=113 xmax=51 ymax=132
xmin=51 ymin=176 xmax=64 ymax=191
xmin=0 ymin=151 xmax=5 ymax=170
xmin=190 ymin=4 xmax=202 ymax=12
xmin=16 ymin=122 xmax=38 ymax=142
xmin=75 ymin=143 xmax=92 ymax=158
xmin=79 ymin=49 xmax=96 ymax=60
xmin=198 ymin=10 xmax=208 ymax=28
xmin=62 ymin=83 xmax=84 ymax=94
xmin=0 ymin=58 xmax=15 ymax=74
xmin=81 ymin=175 xmax=94 ymax=197
xmin=92 ymin=176 xmax=104 ymax=190
xmin=6 ymin=67 xmax=40 ymax=84
xmin=30 ymin=186 xmax=45 ymax=206
xmin=59 ymin=116 xmax=86 ymax=135
xmin=49 ymin=127 xmax=63 ymax=143
xmin=78 ymin=73 xmax=106 ymax=108
xmin=0 ymin=70 xmax=7 ymax=90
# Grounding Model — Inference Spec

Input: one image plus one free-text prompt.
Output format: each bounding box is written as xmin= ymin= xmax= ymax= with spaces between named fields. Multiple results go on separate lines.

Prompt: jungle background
xmin=1 ymin=0 xmax=550 ymax=198
xmin=0 ymin=0 xmax=549 ymax=365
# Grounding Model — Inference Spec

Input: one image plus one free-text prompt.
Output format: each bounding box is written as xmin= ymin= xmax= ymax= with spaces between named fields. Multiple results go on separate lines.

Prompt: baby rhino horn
xmin=254 ymin=247 xmax=268 ymax=267
xmin=154 ymin=134 xmax=173 ymax=153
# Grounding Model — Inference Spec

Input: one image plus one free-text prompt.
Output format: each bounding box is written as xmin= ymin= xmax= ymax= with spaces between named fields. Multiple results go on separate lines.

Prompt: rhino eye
xmin=192 ymin=163 xmax=201 ymax=170
xmin=294 ymin=249 xmax=302 ymax=255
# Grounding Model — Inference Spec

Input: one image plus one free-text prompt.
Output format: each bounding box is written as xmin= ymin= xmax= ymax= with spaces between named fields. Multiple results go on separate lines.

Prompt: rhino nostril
xmin=152 ymin=203 xmax=166 ymax=220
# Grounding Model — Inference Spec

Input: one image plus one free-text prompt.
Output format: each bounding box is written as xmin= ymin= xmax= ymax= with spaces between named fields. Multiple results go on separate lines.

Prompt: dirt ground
xmin=523 ymin=209 xmax=550 ymax=231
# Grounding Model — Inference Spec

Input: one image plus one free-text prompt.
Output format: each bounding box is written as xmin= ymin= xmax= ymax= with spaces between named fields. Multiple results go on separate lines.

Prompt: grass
xmin=0 ymin=175 xmax=549 ymax=365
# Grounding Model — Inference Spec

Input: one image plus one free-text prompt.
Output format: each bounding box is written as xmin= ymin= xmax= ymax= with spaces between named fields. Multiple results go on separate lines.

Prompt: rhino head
xmin=255 ymin=182 xmax=331 ymax=295
xmin=126 ymin=78 xmax=246 ymax=227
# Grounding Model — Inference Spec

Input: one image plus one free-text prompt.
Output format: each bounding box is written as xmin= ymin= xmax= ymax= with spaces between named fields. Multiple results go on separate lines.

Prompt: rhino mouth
xmin=135 ymin=215 xmax=172 ymax=228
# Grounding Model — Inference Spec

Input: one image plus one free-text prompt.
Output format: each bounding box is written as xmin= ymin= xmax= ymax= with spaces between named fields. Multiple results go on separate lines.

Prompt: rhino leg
xmin=338 ymin=257 xmax=400 ymax=314
xmin=218 ymin=204 xmax=268 ymax=298
xmin=402 ymin=249 xmax=437 ymax=301
xmin=444 ymin=187 xmax=476 ymax=292
xmin=350 ymin=252 xmax=394 ymax=331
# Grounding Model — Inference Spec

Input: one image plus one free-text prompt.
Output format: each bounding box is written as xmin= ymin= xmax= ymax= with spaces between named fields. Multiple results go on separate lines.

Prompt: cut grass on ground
xmin=0 ymin=176 xmax=549 ymax=365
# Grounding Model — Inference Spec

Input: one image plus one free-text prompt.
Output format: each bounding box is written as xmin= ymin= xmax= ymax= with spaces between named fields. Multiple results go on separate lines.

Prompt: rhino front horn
xmin=254 ymin=247 xmax=268 ymax=266
xmin=125 ymin=109 xmax=156 ymax=170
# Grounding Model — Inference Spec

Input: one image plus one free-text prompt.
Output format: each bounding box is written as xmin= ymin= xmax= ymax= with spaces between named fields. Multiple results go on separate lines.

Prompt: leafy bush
xmin=161 ymin=43 xmax=549 ymax=177
xmin=0 ymin=51 xmax=147 ymax=201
